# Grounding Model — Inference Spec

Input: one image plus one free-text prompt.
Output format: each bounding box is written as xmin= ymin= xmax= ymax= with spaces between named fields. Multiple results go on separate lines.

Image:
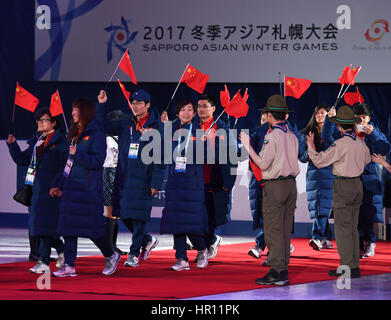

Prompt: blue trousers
xmin=312 ymin=215 xmax=332 ymax=241
xmin=122 ymin=219 xmax=152 ymax=256
xmin=39 ymin=237 xmax=64 ymax=265
xmin=174 ymin=234 xmax=206 ymax=261
xmin=64 ymin=236 xmax=113 ymax=267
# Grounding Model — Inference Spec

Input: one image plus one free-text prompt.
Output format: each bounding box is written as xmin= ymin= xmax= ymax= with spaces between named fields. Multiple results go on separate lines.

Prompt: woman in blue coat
xmin=160 ymin=100 xmax=209 ymax=271
xmin=352 ymin=103 xmax=390 ymax=258
xmin=52 ymin=99 xmax=120 ymax=277
xmin=300 ymin=105 xmax=335 ymax=251
xmin=6 ymin=108 xmax=67 ymax=273
xmin=112 ymin=90 xmax=165 ymax=268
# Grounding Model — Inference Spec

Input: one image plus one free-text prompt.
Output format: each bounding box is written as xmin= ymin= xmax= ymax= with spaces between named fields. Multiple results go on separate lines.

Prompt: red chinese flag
xmin=346 ymin=67 xmax=361 ymax=85
xmin=50 ymin=90 xmax=64 ymax=116
xmin=243 ymin=88 xmax=249 ymax=102
xmin=285 ymin=76 xmax=312 ymax=99
xmin=344 ymin=88 xmax=364 ymax=106
xmin=220 ymin=85 xmax=230 ymax=107
xmin=338 ymin=66 xmax=351 ymax=85
xmin=14 ymin=83 xmax=39 ymax=112
xmin=249 ymin=159 xmax=263 ymax=184
xmin=118 ymin=49 xmax=137 ymax=85
xmin=117 ymin=79 xmax=131 ymax=101
xmin=180 ymin=64 xmax=210 ymax=94
xmin=225 ymin=90 xmax=249 ymax=119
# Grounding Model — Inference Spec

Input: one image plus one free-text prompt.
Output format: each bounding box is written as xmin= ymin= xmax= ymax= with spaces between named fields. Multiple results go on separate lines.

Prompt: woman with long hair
xmin=51 ymin=98 xmax=120 ymax=277
xmin=300 ymin=104 xmax=335 ymax=251
xmin=6 ymin=108 xmax=67 ymax=273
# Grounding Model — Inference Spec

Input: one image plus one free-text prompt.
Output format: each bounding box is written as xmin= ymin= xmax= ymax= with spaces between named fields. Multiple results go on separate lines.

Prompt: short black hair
xmin=339 ymin=123 xmax=355 ymax=130
xmin=35 ymin=108 xmax=62 ymax=130
xmin=352 ymin=103 xmax=373 ymax=116
xmin=175 ymin=99 xmax=196 ymax=115
xmin=268 ymin=111 xmax=286 ymax=121
xmin=198 ymin=94 xmax=216 ymax=107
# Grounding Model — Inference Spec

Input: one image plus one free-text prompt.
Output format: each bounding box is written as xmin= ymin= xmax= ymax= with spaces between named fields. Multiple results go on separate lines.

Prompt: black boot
xmin=106 ymin=218 xmax=127 ymax=255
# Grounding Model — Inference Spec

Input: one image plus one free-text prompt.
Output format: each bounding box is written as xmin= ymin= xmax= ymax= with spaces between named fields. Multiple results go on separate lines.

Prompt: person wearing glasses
xmin=196 ymin=94 xmax=237 ymax=261
xmin=6 ymin=108 xmax=68 ymax=273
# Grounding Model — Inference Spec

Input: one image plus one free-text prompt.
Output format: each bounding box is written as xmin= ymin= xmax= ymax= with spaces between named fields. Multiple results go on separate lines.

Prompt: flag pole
xmin=56 ymin=90 xmax=69 ymax=133
xmin=164 ymin=63 xmax=189 ymax=112
xmin=283 ymin=75 xmax=286 ymax=98
xmin=9 ymin=82 xmax=18 ymax=134
xmin=104 ymin=50 xmax=128 ymax=91
xmin=206 ymin=109 xmax=226 ymax=134
xmin=338 ymin=67 xmax=362 ymax=105
xmin=279 ymin=72 xmax=283 ymax=96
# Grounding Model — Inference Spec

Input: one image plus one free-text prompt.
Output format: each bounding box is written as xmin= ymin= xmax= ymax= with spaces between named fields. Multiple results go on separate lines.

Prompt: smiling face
xmin=178 ymin=103 xmax=196 ymax=124
xmin=315 ymin=108 xmax=328 ymax=125
xmin=72 ymin=107 xmax=80 ymax=123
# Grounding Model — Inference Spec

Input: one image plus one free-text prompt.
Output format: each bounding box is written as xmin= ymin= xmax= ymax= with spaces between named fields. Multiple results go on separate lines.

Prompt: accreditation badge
xmin=24 ymin=167 xmax=36 ymax=186
xmin=63 ymin=157 xmax=74 ymax=177
xmin=175 ymin=156 xmax=187 ymax=173
xmin=128 ymin=142 xmax=140 ymax=159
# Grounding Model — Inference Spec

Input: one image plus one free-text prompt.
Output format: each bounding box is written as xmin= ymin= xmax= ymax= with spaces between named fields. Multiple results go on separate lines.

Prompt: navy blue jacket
xmin=322 ymin=116 xmax=391 ymax=222
xmin=200 ymin=115 xmax=238 ymax=227
xmin=57 ymin=119 xmax=107 ymax=238
xmin=7 ymin=130 xmax=68 ymax=237
xmin=248 ymin=120 xmax=304 ymax=227
xmin=248 ymin=123 xmax=268 ymax=230
xmin=112 ymin=110 xmax=165 ymax=222
xmin=160 ymin=120 xmax=208 ymax=236
xmin=300 ymin=120 xmax=335 ymax=219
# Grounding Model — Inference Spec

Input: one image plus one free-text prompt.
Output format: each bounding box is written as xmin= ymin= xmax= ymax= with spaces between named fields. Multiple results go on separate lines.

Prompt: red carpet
xmin=1 ymin=238 xmax=390 ymax=300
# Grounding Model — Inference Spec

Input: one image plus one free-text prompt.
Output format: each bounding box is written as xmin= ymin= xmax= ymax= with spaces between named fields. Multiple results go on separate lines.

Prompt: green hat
xmin=330 ymin=105 xmax=361 ymax=124
xmin=258 ymin=94 xmax=293 ymax=113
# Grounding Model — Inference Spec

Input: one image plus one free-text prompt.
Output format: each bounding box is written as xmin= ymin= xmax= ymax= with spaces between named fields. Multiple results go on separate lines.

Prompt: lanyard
xmin=30 ymin=134 xmax=45 ymax=167
xmin=177 ymin=123 xmax=192 ymax=156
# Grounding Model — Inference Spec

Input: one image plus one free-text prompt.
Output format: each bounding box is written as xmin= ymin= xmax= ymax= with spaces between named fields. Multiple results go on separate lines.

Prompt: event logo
xmin=365 ymin=19 xmax=389 ymax=43
xmin=105 ymin=17 xmax=138 ymax=63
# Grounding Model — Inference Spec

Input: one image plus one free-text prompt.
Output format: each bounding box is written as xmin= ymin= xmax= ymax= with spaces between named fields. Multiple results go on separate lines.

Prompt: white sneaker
xmin=29 ymin=261 xmax=50 ymax=274
xmin=207 ymin=235 xmax=222 ymax=259
xmin=248 ymin=245 xmax=262 ymax=259
xmin=309 ymin=239 xmax=322 ymax=251
xmin=139 ymin=236 xmax=159 ymax=261
xmin=196 ymin=249 xmax=208 ymax=269
xmin=56 ymin=252 xmax=65 ymax=268
xmin=171 ymin=259 xmax=190 ymax=271
xmin=53 ymin=264 xmax=77 ymax=277
xmin=322 ymin=240 xmax=333 ymax=249
xmin=290 ymin=243 xmax=294 ymax=254
xmin=124 ymin=254 xmax=139 ymax=267
xmin=364 ymin=242 xmax=376 ymax=258
xmin=102 ymin=251 xmax=121 ymax=276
